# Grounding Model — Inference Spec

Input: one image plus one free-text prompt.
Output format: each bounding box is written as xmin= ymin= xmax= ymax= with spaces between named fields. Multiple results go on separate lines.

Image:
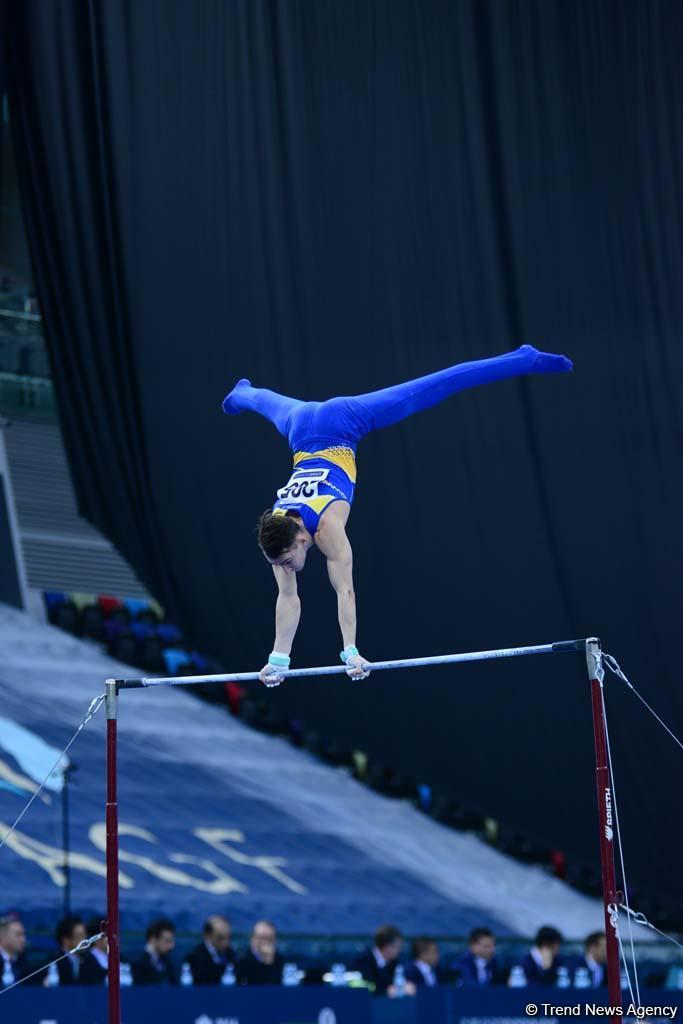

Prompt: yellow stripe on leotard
xmin=292 ymin=446 xmax=357 ymax=483
xmin=272 ymin=495 xmax=336 ymax=518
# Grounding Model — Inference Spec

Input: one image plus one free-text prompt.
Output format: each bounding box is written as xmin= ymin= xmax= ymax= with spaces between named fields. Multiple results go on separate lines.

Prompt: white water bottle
xmin=331 ymin=963 xmax=347 ymax=987
xmin=45 ymin=961 xmax=60 ymax=987
xmin=2 ymin=958 xmax=15 ymax=988
xmin=221 ymin=962 xmax=236 ymax=986
xmin=120 ymin=962 xmax=133 ymax=987
xmin=180 ymin=962 xmax=193 ymax=986
xmin=556 ymin=965 xmax=571 ymax=988
xmin=574 ymin=965 xmax=591 ymax=989
xmin=508 ymin=964 xmax=527 ymax=988
xmin=393 ymin=963 xmax=406 ymax=997
xmin=282 ymin=962 xmax=299 ymax=986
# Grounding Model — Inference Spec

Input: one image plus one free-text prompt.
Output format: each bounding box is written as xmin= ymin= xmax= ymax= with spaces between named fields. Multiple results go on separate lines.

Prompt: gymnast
xmin=222 ymin=344 xmax=572 ymax=686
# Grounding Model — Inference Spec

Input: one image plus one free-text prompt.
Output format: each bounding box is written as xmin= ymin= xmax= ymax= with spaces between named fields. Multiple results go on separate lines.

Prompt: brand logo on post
xmin=604 ymin=787 xmax=613 ymax=841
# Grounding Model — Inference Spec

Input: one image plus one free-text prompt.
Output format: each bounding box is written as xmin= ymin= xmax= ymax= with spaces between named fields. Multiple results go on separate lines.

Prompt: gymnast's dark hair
xmin=256 ymin=508 xmax=302 ymax=559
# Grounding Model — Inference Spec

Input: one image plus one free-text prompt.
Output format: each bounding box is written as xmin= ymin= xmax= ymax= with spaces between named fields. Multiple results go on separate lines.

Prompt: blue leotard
xmin=271 ymin=444 xmax=356 ymax=536
xmin=223 ymin=344 xmax=572 ymax=535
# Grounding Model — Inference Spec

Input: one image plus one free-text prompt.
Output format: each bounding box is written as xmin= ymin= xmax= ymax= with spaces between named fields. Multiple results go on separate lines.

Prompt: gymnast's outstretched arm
xmin=316 ymin=513 xmax=371 ymax=681
xmin=259 ymin=565 xmax=301 ymax=686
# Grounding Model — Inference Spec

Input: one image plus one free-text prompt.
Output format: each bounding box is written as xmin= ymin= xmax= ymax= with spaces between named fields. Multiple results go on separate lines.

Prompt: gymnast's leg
xmin=312 ymin=344 xmax=572 ymax=441
xmin=222 ymin=378 xmax=307 ymax=440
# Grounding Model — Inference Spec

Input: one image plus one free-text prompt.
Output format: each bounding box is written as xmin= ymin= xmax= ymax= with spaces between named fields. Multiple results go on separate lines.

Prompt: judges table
xmin=2 ymin=986 xmax=681 ymax=1023
xmin=0 ymin=985 xmax=372 ymax=1024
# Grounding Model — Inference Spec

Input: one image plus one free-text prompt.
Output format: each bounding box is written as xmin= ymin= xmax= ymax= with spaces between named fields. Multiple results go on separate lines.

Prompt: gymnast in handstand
xmin=222 ymin=344 xmax=572 ymax=686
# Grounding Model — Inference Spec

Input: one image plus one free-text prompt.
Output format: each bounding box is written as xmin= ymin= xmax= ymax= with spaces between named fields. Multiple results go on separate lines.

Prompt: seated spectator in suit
xmin=236 ymin=920 xmax=284 ymax=986
xmin=79 ymin=917 xmax=109 ymax=986
xmin=54 ymin=916 xmax=86 ymax=985
xmin=352 ymin=924 xmax=408 ymax=996
xmin=187 ymin=915 xmax=236 ymax=985
xmin=517 ymin=926 xmax=564 ymax=986
xmin=132 ymin=918 xmax=177 ymax=986
xmin=0 ymin=915 xmax=32 ymax=989
xmin=405 ymin=937 xmax=443 ymax=988
xmin=574 ymin=931 xmax=606 ymax=987
xmin=455 ymin=927 xmax=500 ymax=986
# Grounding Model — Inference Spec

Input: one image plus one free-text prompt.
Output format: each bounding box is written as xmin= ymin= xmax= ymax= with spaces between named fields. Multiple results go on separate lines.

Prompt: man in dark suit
xmin=573 ymin=931 xmax=606 ymax=987
xmin=131 ymin=918 xmax=177 ymax=986
xmin=352 ymin=924 xmax=409 ymax=996
xmin=454 ymin=927 xmax=500 ymax=986
xmin=186 ymin=915 xmax=236 ymax=985
xmin=0 ymin=915 xmax=33 ymax=990
xmin=236 ymin=920 xmax=284 ymax=985
xmin=405 ymin=937 xmax=443 ymax=988
xmin=79 ymin=917 xmax=109 ymax=986
xmin=516 ymin=926 xmax=564 ymax=986
xmin=55 ymin=916 xmax=86 ymax=985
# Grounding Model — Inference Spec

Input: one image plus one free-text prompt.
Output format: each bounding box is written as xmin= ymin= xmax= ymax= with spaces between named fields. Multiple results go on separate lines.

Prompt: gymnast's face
xmin=270 ymin=541 xmax=308 ymax=574
xmin=267 ymin=529 xmax=309 ymax=574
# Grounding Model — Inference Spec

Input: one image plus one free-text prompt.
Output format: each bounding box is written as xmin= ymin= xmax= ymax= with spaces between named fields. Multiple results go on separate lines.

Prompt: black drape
xmin=5 ymin=0 xmax=683 ymax=912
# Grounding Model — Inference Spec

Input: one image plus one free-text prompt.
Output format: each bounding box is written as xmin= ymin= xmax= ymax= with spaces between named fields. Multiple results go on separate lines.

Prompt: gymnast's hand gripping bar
xmin=112 ymin=638 xmax=594 ymax=690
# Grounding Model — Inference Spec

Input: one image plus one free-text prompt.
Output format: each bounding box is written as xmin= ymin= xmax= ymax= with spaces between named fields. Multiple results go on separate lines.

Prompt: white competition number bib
xmin=276 ymin=467 xmax=330 ymax=501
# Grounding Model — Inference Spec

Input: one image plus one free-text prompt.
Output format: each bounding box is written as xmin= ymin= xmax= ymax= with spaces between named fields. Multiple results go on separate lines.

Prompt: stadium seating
xmin=41 ymin=591 xmax=187 ymax=678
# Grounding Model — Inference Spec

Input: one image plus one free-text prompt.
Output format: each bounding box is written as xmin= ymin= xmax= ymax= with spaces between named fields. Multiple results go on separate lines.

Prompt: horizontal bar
xmin=115 ymin=638 xmax=593 ymax=690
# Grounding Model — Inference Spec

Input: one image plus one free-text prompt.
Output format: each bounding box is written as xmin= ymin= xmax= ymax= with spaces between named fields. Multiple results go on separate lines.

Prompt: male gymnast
xmin=222 ymin=344 xmax=572 ymax=686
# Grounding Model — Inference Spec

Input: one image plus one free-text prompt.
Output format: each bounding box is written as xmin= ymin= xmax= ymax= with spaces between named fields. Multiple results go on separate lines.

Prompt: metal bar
xmin=105 ymin=680 xmax=121 ymax=1024
xmin=586 ymin=640 xmax=622 ymax=1009
xmin=116 ymin=638 xmax=588 ymax=689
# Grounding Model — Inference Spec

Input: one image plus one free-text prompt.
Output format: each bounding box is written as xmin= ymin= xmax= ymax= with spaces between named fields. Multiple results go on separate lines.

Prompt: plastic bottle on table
xmin=221 ymin=962 xmax=236 ymax=986
xmin=556 ymin=965 xmax=571 ymax=988
xmin=508 ymin=964 xmax=527 ymax=988
xmin=393 ymin=963 xmax=406 ymax=997
xmin=45 ymin=961 xmax=60 ymax=987
xmin=282 ymin=962 xmax=300 ymax=986
xmin=331 ymin=962 xmax=347 ymax=987
xmin=574 ymin=965 xmax=591 ymax=989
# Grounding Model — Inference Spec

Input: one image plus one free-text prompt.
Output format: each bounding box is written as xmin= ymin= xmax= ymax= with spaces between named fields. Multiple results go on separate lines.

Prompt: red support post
xmin=105 ymin=680 xmax=121 ymax=1024
xmin=586 ymin=640 xmax=622 ymax=1009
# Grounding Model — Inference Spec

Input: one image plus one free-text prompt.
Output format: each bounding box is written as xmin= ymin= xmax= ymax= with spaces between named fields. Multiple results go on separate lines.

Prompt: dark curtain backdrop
xmin=5 ymin=0 xmax=683 ymax=912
